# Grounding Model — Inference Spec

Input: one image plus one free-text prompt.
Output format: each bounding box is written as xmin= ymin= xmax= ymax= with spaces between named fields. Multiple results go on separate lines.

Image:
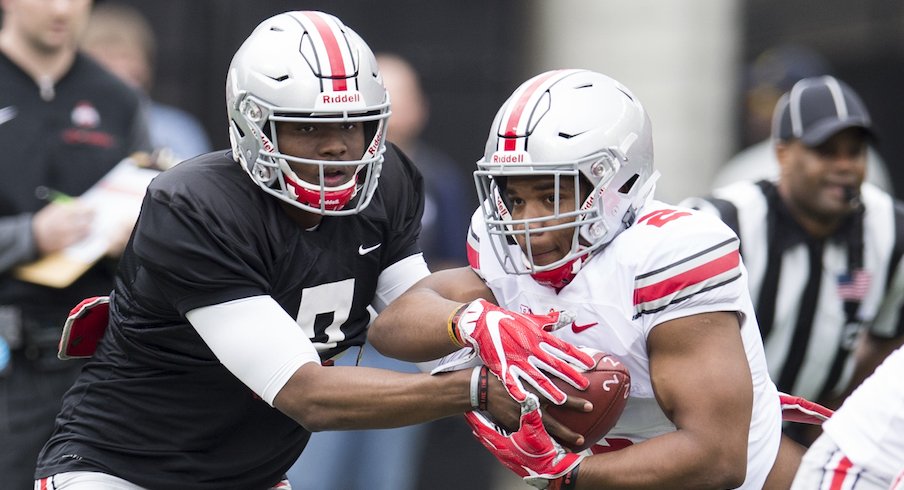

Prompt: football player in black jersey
xmin=34 ymin=11 xmax=592 ymax=490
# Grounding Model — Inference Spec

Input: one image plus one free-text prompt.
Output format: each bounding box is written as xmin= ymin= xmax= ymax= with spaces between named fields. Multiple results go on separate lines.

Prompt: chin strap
xmin=530 ymin=257 xmax=583 ymax=290
xmin=284 ymin=171 xmax=357 ymax=211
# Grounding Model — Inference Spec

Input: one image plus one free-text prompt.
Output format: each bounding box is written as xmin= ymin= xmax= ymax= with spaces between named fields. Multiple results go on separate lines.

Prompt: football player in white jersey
xmin=371 ymin=69 xmax=807 ymax=489
xmin=792 ymin=345 xmax=904 ymax=490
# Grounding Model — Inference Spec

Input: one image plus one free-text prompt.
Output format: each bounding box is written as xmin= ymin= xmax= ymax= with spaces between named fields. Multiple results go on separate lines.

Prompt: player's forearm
xmin=369 ymin=289 xmax=465 ymax=362
xmin=370 ymin=266 xmax=494 ymax=362
xmin=573 ymin=430 xmax=746 ymax=489
xmin=836 ymin=332 xmax=904 ymax=406
xmin=274 ymin=363 xmax=472 ymax=431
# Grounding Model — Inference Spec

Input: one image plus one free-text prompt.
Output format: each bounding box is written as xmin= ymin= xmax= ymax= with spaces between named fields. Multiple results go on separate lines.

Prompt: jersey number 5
xmin=296 ymin=279 xmax=355 ymax=352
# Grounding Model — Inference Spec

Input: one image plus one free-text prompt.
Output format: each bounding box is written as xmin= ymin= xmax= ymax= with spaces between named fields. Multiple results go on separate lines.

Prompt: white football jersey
xmin=823 ymin=345 xmax=904 ymax=480
xmin=468 ymin=199 xmax=782 ymax=489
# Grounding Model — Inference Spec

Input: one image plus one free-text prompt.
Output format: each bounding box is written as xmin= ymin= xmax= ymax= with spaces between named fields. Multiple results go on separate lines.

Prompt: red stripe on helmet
xmin=303 ymin=12 xmax=348 ymax=92
xmin=500 ymin=71 xmax=561 ymax=151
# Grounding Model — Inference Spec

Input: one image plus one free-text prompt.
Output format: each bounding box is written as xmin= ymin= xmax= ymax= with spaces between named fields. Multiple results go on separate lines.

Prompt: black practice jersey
xmin=36 ymin=146 xmax=424 ymax=489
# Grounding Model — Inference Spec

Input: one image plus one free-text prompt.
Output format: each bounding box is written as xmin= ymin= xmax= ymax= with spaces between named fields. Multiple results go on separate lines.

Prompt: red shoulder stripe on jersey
xmin=633 ymin=238 xmax=741 ymax=317
xmin=303 ymin=12 xmax=348 ymax=92
xmin=467 ymin=226 xmax=480 ymax=271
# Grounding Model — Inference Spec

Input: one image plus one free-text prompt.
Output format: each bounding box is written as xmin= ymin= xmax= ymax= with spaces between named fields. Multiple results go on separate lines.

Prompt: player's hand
xmin=485 ymin=370 xmax=591 ymax=449
xmin=465 ymin=394 xmax=584 ymax=489
xmin=452 ymin=299 xmax=594 ymax=404
xmin=33 ymin=201 xmax=95 ymax=255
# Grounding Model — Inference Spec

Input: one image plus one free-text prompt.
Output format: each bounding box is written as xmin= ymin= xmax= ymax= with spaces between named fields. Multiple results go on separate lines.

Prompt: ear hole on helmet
xmin=578 ymin=176 xmax=593 ymax=201
xmin=618 ymin=174 xmax=639 ymax=194
xmin=493 ymin=176 xmax=509 ymax=205
xmin=359 ymin=109 xmax=384 ymax=146
xmin=232 ymin=122 xmax=245 ymax=138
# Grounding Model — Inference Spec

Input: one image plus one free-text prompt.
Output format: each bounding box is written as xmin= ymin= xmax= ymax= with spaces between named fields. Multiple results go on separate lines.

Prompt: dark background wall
xmin=741 ymin=0 xmax=904 ymax=195
xmin=102 ymin=0 xmax=904 ymax=196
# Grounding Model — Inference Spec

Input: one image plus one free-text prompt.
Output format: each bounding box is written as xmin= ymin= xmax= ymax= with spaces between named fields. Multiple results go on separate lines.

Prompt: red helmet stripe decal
xmin=499 ymin=70 xmax=579 ymax=153
xmin=302 ymin=12 xmax=349 ymax=92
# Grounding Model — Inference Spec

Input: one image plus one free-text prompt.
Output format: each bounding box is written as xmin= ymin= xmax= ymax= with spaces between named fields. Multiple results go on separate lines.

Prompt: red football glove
xmin=453 ymin=299 xmax=594 ymax=404
xmin=465 ymin=394 xmax=584 ymax=489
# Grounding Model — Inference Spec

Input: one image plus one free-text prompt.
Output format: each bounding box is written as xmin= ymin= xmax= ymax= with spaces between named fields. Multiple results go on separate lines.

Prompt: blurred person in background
xmin=0 ymin=0 xmax=150 ymax=488
xmin=80 ymin=1 xmax=211 ymax=163
xmin=713 ymin=44 xmax=891 ymax=193
xmin=287 ymin=52 xmax=490 ymax=490
xmin=376 ymin=52 xmax=470 ymax=271
xmin=685 ymin=76 xmax=904 ymax=445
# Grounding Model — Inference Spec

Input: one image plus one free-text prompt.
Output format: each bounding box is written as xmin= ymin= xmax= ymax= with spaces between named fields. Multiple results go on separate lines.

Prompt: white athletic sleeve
xmin=186 ymin=295 xmax=321 ymax=406
xmin=370 ymin=253 xmax=430 ymax=313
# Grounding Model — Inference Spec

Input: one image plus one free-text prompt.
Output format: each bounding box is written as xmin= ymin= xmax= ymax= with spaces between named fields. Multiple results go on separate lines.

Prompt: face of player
xmin=275 ymin=120 xmax=366 ymax=189
xmin=2 ymin=0 xmax=93 ymax=55
xmin=502 ymin=175 xmax=583 ymax=267
xmin=777 ymin=127 xmax=868 ymax=234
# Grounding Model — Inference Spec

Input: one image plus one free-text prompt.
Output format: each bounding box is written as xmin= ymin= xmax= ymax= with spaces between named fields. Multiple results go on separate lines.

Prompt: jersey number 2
xmin=637 ymin=209 xmax=691 ymax=227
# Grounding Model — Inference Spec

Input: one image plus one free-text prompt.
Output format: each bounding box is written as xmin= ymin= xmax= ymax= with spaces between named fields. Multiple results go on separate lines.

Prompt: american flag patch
xmin=837 ymin=269 xmax=871 ymax=301
xmin=633 ymin=238 xmax=742 ymax=318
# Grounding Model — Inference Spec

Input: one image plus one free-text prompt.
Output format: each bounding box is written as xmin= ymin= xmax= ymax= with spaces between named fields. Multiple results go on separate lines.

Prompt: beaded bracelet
xmin=446 ymin=303 xmax=468 ymax=348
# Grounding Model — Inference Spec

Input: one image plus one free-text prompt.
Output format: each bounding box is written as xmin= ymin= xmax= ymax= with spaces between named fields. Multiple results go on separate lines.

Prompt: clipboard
xmin=14 ymin=154 xmax=161 ymax=288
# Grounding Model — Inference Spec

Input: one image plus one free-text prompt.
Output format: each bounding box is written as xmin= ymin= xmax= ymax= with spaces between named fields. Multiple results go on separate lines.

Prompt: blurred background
xmin=100 ymin=0 xmax=904 ymax=204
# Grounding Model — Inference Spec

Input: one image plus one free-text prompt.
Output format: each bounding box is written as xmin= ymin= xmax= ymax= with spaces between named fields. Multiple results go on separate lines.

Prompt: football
xmin=544 ymin=349 xmax=630 ymax=452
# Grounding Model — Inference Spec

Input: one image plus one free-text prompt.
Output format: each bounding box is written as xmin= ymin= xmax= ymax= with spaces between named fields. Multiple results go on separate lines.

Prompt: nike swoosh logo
xmin=485 ymin=311 xmax=511 ymax=374
xmin=571 ymin=322 xmax=598 ymax=333
xmin=358 ymin=243 xmax=382 ymax=255
xmin=0 ymin=106 xmax=17 ymax=126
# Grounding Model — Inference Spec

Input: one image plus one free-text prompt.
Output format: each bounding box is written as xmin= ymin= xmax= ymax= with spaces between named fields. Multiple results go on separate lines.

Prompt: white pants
xmin=35 ymin=471 xmax=292 ymax=489
xmin=792 ymin=434 xmax=896 ymax=490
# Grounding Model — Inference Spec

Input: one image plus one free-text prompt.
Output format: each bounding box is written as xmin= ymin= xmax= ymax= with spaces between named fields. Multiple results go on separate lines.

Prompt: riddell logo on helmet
xmin=321 ymin=92 xmax=361 ymax=104
xmin=366 ymin=128 xmax=383 ymax=157
xmin=581 ymin=192 xmax=596 ymax=211
xmin=495 ymin=195 xmax=510 ymax=219
xmin=260 ymin=134 xmax=274 ymax=152
xmin=491 ymin=151 xmax=528 ymax=164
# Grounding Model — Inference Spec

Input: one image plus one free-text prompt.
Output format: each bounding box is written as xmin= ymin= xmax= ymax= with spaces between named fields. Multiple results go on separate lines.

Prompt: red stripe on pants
xmin=829 ymin=456 xmax=854 ymax=490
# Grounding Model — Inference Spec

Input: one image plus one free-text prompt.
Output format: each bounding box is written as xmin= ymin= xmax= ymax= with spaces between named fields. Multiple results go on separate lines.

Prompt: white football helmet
xmin=475 ymin=69 xmax=658 ymax=287
xmin=226 ymin=11 xmax=390 ymax=215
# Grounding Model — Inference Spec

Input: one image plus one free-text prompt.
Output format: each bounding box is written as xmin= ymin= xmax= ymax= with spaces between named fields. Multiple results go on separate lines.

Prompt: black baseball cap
xmin=772 ymin=75 xmax=873 ymax=146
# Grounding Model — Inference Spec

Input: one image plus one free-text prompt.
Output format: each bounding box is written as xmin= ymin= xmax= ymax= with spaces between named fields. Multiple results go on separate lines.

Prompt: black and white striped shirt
xmin=684 ymin=180 xmax=904 ymax=401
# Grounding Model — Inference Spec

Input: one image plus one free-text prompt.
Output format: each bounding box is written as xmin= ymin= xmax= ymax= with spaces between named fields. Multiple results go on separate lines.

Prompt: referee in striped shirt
xmin=685 ymin=76 xmax=904 ymax=443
